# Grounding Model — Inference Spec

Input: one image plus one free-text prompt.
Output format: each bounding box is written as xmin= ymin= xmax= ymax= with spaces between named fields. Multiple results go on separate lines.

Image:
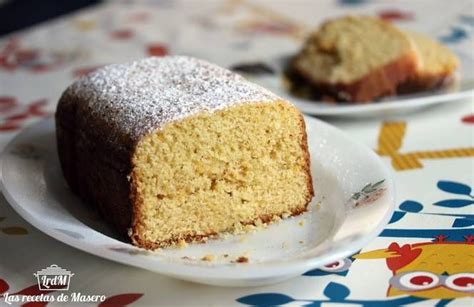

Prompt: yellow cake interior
xmin=294 ymin=15 xmax=417 ymax=83
xmin=406 ymin=31 xmax=459 ymax=77
xmin=131 ymin=101 xmax=312 ymax=248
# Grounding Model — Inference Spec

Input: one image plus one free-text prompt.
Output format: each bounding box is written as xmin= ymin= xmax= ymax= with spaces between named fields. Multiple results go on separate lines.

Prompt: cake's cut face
xmin=398 ymin=32 xmax=459 ymax=92
xmin=407 ymin=32 xmax=458 ymax=76
xmin=56 ymin=56 xmax=314 ymax=250
xmin=131 ymin=101 xmax=312 ymax=248
xmin=291 ymin=15 xmax=419 ymax=102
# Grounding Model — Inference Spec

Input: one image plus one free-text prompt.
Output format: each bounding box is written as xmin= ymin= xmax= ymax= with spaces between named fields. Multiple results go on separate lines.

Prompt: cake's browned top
xmin=60 ymin=56 xmax=280 ymax=141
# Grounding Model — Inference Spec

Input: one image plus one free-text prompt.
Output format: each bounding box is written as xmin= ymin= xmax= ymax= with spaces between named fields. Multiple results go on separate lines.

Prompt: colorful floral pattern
xmin=0 ymin=1 xmax=472 ymax=306
xmin=239 ymin=180 xmax=474 ymax=306
xmin=377 ymin=9 xmax=414 ymax=22
xmin=0 ymin=97 xmax=49 ymax=132
xmin=0 ymin=38 xmax=81 ymax=73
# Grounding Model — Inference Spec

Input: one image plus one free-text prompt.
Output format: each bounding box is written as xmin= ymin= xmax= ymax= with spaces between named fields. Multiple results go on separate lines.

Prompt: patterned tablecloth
xmin=0 ymin=0 xmax=473 ymax=306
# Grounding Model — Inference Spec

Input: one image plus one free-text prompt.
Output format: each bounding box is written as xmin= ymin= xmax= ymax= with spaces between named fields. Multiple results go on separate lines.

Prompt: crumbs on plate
xmin=201 ymin=254 xmax=215 ymax=262
xmin=235 ymin=256 xmax=249 ymax=263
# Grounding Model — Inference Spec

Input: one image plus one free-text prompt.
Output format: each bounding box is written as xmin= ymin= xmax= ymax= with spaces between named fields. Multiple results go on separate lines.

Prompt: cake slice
xmin=56 ymin=56 xmax=314 ymax=249
xmin=291 ymin=15 xmax=420 ymax=102
xmin=398 ymin=31 xmax=459 ymax=93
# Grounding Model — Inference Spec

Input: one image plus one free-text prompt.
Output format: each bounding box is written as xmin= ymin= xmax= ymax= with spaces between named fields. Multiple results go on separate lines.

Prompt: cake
xmin=56 ymin=56 xmax=314 ymax=249
xmin=291 ymin=15 xmax=420 ymax=102
xmin=398 ymin=31 xmax=459 ymax=93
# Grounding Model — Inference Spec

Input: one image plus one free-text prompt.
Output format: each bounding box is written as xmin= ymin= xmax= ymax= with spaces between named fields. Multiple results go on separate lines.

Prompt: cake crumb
xmin=244 ymin=224 xmax=256 ymax=232
xmin=221 ymin=232 xmax=232 ymax=239
xmin=223 ymin=254 xmax=229 ymax=258
xmin=298 ymin=220 xmax=305 ymax=227
xmin=177 ymin=239 xmax=188 ymax=249
xmin=316 ymin=202 xmax=322 ymax=209
xmin=232 ymin=222 xmax=247 ymax=235
xmin=236 ymin=256 xmax=249 ymax=263
xmin=233 ymin=222 xmax=243 ymax=231
xmin=201 ymin=254 xmax=215 ymax=262
xmin=272 ymin=215 xmax=282 ymax=222
xmin=299 ymin=240 xmax=304 ymax=244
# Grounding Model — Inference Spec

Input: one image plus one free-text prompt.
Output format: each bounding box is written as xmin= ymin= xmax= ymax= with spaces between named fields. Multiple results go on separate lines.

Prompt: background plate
xmin=252 ymin=52 xmax=474 ymax=117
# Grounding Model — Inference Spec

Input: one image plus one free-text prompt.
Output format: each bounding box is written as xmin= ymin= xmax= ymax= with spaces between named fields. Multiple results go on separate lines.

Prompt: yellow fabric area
xmin=376 ymin=122 xmax=474 ymax=171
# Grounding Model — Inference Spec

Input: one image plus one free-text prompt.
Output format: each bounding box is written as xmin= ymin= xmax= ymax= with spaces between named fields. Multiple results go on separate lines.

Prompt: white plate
xmin=0 ymin=116 xmax=395 ymax=287
xmin=252 ymin=52 xmax=474 ymax=117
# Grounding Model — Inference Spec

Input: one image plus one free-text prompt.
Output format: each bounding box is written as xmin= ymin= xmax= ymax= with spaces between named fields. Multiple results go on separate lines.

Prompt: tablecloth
xmin=0 ymin=0 xmax=473 ymax=306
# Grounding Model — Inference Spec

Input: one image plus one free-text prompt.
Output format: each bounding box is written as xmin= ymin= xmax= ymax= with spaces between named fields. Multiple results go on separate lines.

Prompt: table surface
xmin=0 ymin=0 xmax=473 ymax=306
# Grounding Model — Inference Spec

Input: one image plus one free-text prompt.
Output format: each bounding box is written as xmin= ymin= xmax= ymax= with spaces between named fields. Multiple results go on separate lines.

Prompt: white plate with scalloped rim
xmin=0 ymin=116 xmax=395 ymax=287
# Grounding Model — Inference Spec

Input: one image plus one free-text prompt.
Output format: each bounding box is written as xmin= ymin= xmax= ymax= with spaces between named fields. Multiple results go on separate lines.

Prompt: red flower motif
xmin=461 ymin=114 xmax=474 ymax=124
xmin=99 ymin=293 xmax=143 ymax=307
xmin=30 ymin=64 xmax=50 ymax=73
xmin=14 ymin=50 xmax=38 ymax=63
xmin=0 ymin=278 xmax=9 ymax=294
xmin=464 ymin=235 xmax=474 ymax=243
xmin=378 ymin=9 xmax=414 ymax=22
xmin=0 ymin=38 xmax=20 ymax=70
xmin=0 ymin=38 xmax=75 ymax=73
xmin=0 ymin=98 xmax=49 ymax=132
xmin=72 ymin=65 xmax=103 ymax=78
xmin=0 ymin=38 xmax=42 ymax=71
xmin=434 ymin=235 xmax=448 ymax=242
xmin=255 ymin=22 xmax=294 ymax=34
xmin=147 ymin=43 xmax=168 ymax=57
xmin=128 ymin=12 xmax=149 ymax=22
xmin=0 ymin=96 xmax=17 ymax=114
xmin=22 ymin=302 xmax=48 ymax=307
xmin=110 ymin=29 xmax=134 ymax=40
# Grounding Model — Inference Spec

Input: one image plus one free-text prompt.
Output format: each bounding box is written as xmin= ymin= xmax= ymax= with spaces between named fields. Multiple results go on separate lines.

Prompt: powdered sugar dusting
xmin=65 ymin=56 xmax=281 ymax=140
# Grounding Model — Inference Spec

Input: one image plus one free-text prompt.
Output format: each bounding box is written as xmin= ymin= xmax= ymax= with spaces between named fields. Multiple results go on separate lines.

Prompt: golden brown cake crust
xmin=56 ymin=93 xmax=135 ymax=238
xmin=56 ymin=56 xmax=314 ymax=249
xmin=291 ymin=50 xmax=419 ymax=103
xmin=298 ymin=112 xmax=314 ymax=203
